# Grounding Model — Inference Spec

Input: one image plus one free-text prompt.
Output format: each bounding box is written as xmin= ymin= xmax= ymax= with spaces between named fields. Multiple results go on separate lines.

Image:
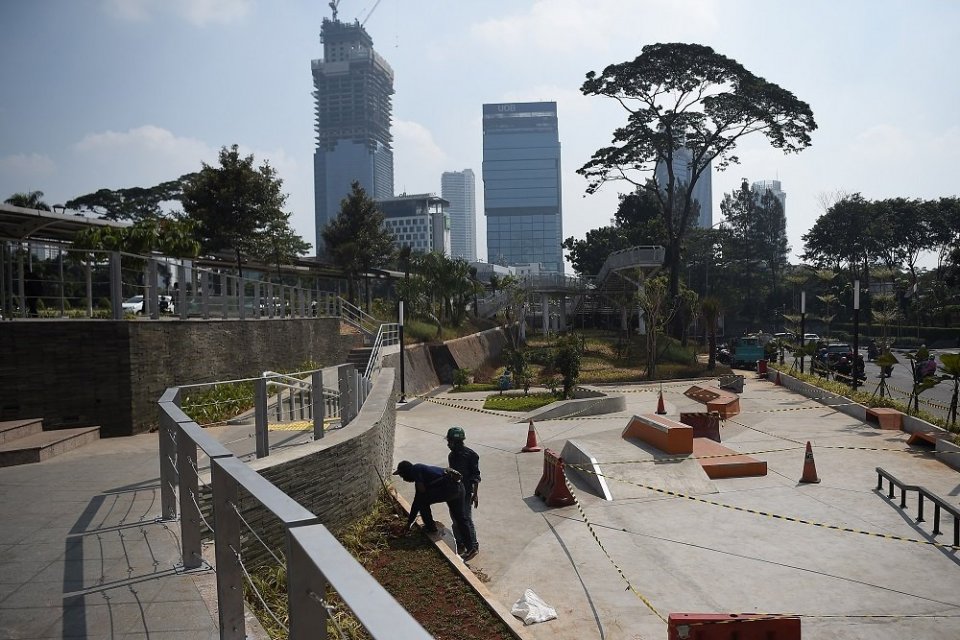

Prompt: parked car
xmin=802 ymin=333 xmax=821 ymax=343
xmin=122 ymin=295 xmax=174 ymax=314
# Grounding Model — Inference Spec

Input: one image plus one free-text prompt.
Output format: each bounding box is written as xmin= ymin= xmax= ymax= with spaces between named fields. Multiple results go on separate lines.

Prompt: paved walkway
xmin=393 ymin=377 xmax=960 ymax=640
xmin=4 ymin=375 xmax=960 ymax=639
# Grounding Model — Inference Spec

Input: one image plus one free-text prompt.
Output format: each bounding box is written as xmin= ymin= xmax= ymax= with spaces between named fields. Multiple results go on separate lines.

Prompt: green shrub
xmin=453 ymin=367 xmax=471 ymax=389
xmin=483 ymin=392 xmax=556 ymax=412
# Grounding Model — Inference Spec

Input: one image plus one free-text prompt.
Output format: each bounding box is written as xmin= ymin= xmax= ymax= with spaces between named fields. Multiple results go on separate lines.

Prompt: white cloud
xmin=0 ymin=153 xmax=57 ymax=181
xmin=393 ymin=119 xmax=448 ymax=194
xmin=102 ymin=0 xmax=251 ymax=26
xmin=470 ymin=0 xmax=719 ymax=57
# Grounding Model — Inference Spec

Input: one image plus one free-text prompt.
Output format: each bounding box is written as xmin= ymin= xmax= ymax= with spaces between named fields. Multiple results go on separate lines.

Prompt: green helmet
xmin=446 ymin=426 xmax=465 ymax=441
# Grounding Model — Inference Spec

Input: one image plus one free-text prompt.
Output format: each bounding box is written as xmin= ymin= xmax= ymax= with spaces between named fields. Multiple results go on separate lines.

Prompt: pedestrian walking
xmin=446 ymin=426 xmax=481 ymax=560
xmin=392 ymin=460 xmax=470 ymax=551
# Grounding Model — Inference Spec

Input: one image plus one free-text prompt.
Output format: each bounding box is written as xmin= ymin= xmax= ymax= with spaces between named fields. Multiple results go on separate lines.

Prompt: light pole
xmin=398 ymin=299 xmax=406 ymax=403
xmin=799 ymin=291 xmax=806 ymax=374
xmin=852 ymin=280 xmax=860 ymax=390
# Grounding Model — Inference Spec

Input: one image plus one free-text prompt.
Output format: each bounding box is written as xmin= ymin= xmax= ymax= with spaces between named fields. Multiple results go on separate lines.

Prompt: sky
xmin=2 ymin=0 xmax=958 ymax=269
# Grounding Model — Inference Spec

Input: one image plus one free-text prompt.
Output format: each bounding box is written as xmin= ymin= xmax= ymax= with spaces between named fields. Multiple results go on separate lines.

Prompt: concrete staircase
xmin=346 ymin=346 xmax=374 ymax=372
xmin=0 ymin=418 xmax=100 ymax=467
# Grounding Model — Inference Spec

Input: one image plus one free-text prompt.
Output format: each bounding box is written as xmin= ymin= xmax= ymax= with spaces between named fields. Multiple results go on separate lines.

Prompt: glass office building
xmin=654 ymin=146 xmax=713 ymax=228
xmin=441 ymin=169 xmax=477 ymax=262
xmin=312 ymin=18 xmax=394 ymax=255
xmin=482 ymin=102 xmax=563 ymax=273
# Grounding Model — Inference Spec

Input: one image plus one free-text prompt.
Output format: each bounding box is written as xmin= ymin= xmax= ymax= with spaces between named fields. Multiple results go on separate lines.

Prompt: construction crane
xmin=328 ymin=0 xmax=339 ymax=21
xmin=359 ymin=0 xmax=381 ymax=26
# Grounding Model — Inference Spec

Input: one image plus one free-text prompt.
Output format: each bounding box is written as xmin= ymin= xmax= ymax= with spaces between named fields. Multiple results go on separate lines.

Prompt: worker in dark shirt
xmin=392 ymin=460 xmax=470 ymax=552
xmin=446 ymin=426 xmax=481 ymax=561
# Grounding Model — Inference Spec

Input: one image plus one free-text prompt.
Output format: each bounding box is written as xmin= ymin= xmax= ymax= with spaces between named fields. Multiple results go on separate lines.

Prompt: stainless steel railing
xmin=158 ymin=379 xmax=430 ymax=640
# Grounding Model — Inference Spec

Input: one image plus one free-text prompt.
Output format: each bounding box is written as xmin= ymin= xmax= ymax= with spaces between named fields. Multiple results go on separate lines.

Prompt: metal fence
xmin=0 ymin=239 xmax=341 ymax=321
xmin=159 ymin=363 xmax=429 ymax=639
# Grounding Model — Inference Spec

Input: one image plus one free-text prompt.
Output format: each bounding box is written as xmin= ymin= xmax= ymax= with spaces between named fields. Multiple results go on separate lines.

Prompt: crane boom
xmin=360 ymin=0 xmax=382 ymax=26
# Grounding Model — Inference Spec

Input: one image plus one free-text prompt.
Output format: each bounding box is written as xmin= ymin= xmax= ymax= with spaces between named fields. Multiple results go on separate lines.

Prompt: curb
xmin=390 ymin=489 xmax=535 ymax=639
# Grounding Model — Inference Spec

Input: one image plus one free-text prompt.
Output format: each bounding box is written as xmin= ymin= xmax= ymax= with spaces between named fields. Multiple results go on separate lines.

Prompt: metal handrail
xmin=596 ymin=244 xmax=665 ymax=284
xmin=158 ymin=379 xmax=431 ymax=640
xmin=875 ymin=467 xmax=960 ymax=547
xmin=363 ymin=323 xmax=400 ymax=380
xmin=338 ymin=297 xmax=381 ymax=338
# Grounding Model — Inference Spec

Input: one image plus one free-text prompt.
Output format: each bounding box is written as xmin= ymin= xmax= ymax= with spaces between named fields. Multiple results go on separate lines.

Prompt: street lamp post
xmin=398 ymin=299 xmax=406 ymax=403
xmin=852 ymin=280 xmax=860 ymax=390
xmin=799 ymin=291 xmax=806 ymax=374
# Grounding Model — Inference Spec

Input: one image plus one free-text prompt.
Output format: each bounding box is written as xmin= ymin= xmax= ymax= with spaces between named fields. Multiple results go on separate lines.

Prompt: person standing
xmin=392 ymin=460 xmax=470 ymax=549
xmin=446 ymin=426 xmax=481 ymax=561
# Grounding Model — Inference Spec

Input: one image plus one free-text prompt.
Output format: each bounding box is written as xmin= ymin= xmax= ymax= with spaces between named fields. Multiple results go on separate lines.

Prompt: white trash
xmin=510 ymin=588 xmax=557 ymax=625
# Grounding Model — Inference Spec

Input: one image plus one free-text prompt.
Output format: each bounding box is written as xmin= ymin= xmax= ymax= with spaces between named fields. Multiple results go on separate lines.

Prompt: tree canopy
xmin=322 ymin=181 xmax=395 ymax=305
xmin=66 ymin=177 xmax=193 ymax=221
xmin=578 ymin=42 xmax=816 ymax=328
xmin=181 ymin=145 xmax=306 ymax=276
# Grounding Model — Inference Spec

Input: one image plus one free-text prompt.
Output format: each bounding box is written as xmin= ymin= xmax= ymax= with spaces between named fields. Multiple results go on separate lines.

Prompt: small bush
xmin=453 ymin=367 xmax=471 ymax=389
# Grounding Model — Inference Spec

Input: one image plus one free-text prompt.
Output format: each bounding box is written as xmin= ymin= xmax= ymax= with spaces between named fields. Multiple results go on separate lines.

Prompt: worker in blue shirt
xmin=446 ymin=426 xmax=481 ymax=561
xmin=393 ymin=460 xmax=469 ymax=553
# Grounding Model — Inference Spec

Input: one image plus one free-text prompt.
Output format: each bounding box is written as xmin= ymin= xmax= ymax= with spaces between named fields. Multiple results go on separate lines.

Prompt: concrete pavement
xmin=393 ymin=377 xmax=960 ymax=640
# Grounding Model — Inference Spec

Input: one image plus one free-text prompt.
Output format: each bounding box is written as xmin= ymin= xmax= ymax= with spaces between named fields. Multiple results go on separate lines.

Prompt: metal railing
xmin=875 ymin=467 xmax=960 ymax=547
xmin=158 ymin=382 xmax=431 ymax=640
xmin=338 ymin=297 xmax=382 ymax=342
xmin=596 ymin=245 xmax=665 ymax=284
xmin=0 ymin=238 xmax=341 ymax=321
xmin=363 ymin=323 xmax=400 ymax=380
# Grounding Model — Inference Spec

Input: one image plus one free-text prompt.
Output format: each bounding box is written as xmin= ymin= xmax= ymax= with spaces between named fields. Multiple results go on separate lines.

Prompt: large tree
xmin=578 ymin=43 xmax=816 ymax=333
xmin=562 ymin=188 xmax=667 ymax=276
xmin=66 ymin=177 xmax=193 ymax=221
xmin=322 ymin=181 xmax=395 ymax=306
xmin=719 ymin=179 xmax=789 ymax=299
xmin=5 ymin=190 xmax=51 ymax=210
xmin=181 ymin=145 xmax=302 ymax=277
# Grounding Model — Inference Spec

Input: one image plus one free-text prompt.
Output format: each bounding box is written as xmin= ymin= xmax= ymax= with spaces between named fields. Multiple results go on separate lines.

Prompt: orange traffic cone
xmin=799 ymin=441 xmax=820 ymax=484
xmin=774 ymin=370 xmax=782 ymax=386
xmin=522 ymin=419 xmax=542 ymax=452
xmin=655 ymin=387 xmax=667 ymax=415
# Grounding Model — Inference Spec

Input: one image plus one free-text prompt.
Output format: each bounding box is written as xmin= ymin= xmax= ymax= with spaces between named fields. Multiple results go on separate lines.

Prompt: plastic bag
xmin=510 ymin=589 xmax=557 ymax=625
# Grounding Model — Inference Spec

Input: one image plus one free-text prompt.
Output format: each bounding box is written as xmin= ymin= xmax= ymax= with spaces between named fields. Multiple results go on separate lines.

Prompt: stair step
xmin=0 ymin=427 xmax=101 ymax=467
xmin=0 ymin=418 xmax=43 ymax=445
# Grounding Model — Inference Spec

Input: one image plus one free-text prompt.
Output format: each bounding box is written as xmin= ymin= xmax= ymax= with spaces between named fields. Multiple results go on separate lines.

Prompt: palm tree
xmin=700 ymin=296 xmax=721 ymax=370
xmin=939 ymin=353 xmax=960 ymax=427
xmin=5 ymin=191 xmax=51 ymax=211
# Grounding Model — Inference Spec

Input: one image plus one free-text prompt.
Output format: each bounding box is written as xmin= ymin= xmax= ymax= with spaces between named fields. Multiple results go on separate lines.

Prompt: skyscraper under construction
xmin=311 ymin=15 xmax=394 ymax=255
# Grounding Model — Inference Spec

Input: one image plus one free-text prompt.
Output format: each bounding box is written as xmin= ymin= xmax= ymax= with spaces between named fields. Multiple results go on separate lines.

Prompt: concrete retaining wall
xmin=1 ymin=318 xmax=358 ymax=436
xmin=772 ymin=368 xmax=959 ymax=471
xmin=384 ymin=326 xmax=511 ymax=397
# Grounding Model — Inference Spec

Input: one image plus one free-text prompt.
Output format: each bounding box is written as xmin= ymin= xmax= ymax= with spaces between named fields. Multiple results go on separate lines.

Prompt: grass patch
xmin=451 ymin=382 xmax=500 ymax=393
xmin=483 ymin=392 xmax=556 ymax=412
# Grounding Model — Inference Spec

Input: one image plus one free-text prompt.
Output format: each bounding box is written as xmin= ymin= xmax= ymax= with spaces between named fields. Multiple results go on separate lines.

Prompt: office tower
xmin=377 ymin=194 xmax=451 ymax=256
xmin=441 ymin=169 xmax=477 ymax=262
xmin=751 ymin=179 xmax=786 ymax=214
xmin=654 ymin=146 xmax=713 ymax=228
xmin=482 ymin=102 xmax=564 ymax=273
xmin=311 ymin=17 xmax=394 ymax=255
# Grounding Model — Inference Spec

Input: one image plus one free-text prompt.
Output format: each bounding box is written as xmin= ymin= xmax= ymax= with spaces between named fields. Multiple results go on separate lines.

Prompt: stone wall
xmin=1 ymin=318 xmax=358 ymax=437
xmin=222 ymin=369 xmax=397 ymax=566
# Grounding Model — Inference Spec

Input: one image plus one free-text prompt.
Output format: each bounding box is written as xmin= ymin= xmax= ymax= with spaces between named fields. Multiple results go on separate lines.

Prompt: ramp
xmin=561 ymin=429 xmax=716 ymax=500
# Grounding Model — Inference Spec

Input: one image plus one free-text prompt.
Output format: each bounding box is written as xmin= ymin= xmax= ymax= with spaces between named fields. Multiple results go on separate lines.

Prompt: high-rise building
xmin=441 ymin=169 xmax=477 ymax=262
xmin=654 ymin=146 xmax=713 ymax=228
xmin=377 ymin=194 xmax=451 ymax=256
xmin=311 ymin=17 xmax=394 ymax=256
xmin=482 ymin=102 xmax=564 ymax=273
xmin=751 ymin=179 xmax=786 ymax=214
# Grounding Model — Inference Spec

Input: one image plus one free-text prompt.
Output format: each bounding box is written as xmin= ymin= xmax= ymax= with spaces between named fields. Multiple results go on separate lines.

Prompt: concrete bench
xmin=865 ymin=407 xmax=903 ymax=430
xmin=622 ymin=414 xmax=693 ymax=455
xmin=683 ymin=385 xmax=741 ymax=419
